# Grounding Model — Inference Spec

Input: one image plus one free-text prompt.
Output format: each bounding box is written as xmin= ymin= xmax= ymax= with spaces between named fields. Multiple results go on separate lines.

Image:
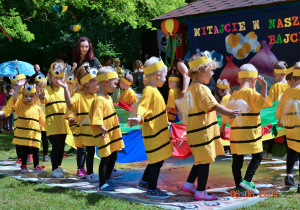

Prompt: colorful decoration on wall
xmin=225 ymin=31 xmax=261 ymax=60
xmin=161 ymin=19 xmax=179 ymax=67
xmin=69 ymin=25 xmax=81 ymax=32
xmin=211 ymin=50 xmax=224 ymax=68
xmin=53 ymin=5 xmax=68 ymax=13
xmin=219 ymin=56 xmax=240 ymax=87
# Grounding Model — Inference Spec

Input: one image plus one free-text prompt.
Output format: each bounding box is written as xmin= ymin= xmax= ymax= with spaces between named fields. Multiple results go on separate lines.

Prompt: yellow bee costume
xmin=269 ymin=83 xmax=290 ymax=102
xmin=71 ymin=91 xmax=97 ymax=148
xmin=276 ymin=87 xmax=300 ymax=153
xmin=220 ymin=95 xmax=231 ymax=107
xmin=137 ymin=86 xmax=174 ymax=164
xmin=119 ymin=88 xmax=137 ymax=105
xmin=42 ymin=86 xmax=69 ymax=136
xmin=186 ymin=83 xmax=224 ymax=164
xmin=167 ymin=88 xmax=181 ymax=122
xmin=90 ymin=95 xmax=124 ymax=157
xmin=222 ymin=87 xmax=272 ymax=154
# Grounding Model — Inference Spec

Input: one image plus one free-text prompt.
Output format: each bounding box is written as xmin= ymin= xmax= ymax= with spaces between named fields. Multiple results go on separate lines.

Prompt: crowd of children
xmin=1 ymin=48 xmax=300 ymax=200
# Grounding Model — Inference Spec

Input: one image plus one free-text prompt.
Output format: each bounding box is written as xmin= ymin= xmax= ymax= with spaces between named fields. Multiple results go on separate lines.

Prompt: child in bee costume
xmin=220 ymin=64 xmax=272 ymax=194
xmin=166 ymin=74 xmax=181 ymax=123
xmin=12 ymin=83 xmax=46 ymax=173
xmin=276 ymin=64 xmax=300 ymax=192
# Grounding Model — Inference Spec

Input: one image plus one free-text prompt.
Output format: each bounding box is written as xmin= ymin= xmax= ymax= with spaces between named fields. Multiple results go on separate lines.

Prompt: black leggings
xmin=41 ymin=131 xmax=48 ymax=156
xmin=286 ymin=148 xmax=300 ymax=180
xmin=77 ymin=146 xmax=95 ymax=175
xmin=21 ymin=146 xmax=39 ymax=167
xmin=16 ymin=145 xmax=23 ymax=159
xmin=49 ymin=134 xmax=66 ymax=171
xmin=99 ymin=151 xmax=118 ymax=187
xmin=232 ymin=152 xmax=263 ymax=188
xmin=141 ymin=160 xmax=164 ymax=190
xmin=186 ymin=164 xmax=210 ymax=191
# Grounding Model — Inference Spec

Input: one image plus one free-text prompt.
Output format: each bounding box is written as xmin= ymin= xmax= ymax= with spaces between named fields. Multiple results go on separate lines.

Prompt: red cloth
xmin=113 ymin=101 xmax=131 ymax=111
xmin=274 ymin=136 xmax=285 ymax=144
xmin=171 ymin=124 xmax=192 ymax=159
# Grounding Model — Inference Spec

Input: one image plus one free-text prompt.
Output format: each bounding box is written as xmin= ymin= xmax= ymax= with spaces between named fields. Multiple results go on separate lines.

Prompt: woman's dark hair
xmin=73 ymin=37 xmax=94 ymax=63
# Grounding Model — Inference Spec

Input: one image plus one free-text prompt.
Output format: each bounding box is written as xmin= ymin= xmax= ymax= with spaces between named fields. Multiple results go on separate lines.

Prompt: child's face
xmin=106 ymin=78 xmax=119 ymax=92
xmin=51 ymin=75 xmax=65 ymax=87
xmin=86 ymin=79 xmax=100 ymax=95
xmin=115 ymin=61 xmax=120 ymax=67
xmin=287 ymin=78 xmax=295 ymax=86
xmin=157 ymin=68 xmax=167 ymax=87
xmin=36 ymin=83 xmax=46 ymax=93
xmin=12 ymin=79 xmax=26 ymax=90
xmin=143 ymin=80 xmax=148 ymax=87
xmin=67 ymin=82 xmax=75 ymax=91
xmin=23 ymin=93 xmax=35 ymax=104
xmin=168 ymin=80 xmax=178 ymax=89
xmin=217 ymin=88 xmax=224 ymax=97
xmin=200 ymin=68 xmax=214 ymax=84
xmin=119 ymin=80 xmax=125 ymax=89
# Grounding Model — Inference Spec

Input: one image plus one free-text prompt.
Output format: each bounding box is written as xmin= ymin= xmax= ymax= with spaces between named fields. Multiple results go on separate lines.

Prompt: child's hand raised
xmin=257 ymin=75 xmax=267 ymax=87
xmin=38 ymin=89 xmax=45 ymax=100
xmin=127 ymin=115 xmax=142 ymax=127
xmin=9 ymin=89 xmax=14 ymax=96
xmin=57 ymin=80 xmax=68 ymax=89
xmin=99 ymin=125 xmax=108 ymax=141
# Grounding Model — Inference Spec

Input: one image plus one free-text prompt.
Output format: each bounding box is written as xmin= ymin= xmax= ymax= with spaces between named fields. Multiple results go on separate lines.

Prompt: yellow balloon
xmin=165 ymin=19 xmax=174 ymax=35
xmin=62 ymin=6 xmax=68 ymax=13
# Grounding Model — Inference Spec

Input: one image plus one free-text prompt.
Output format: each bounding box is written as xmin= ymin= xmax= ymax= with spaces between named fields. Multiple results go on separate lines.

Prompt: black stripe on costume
xmin=104 ymin=112 xmax=117 ymax=120
xmin=187 ymin=121 xmax=217 ymax=134
xmin=231 ymin=123 xmax=261 ymax=130
xmin=284 ymin=112 xmax=300 ymax=116
xmin=190 ymin=136 xmax=220 ymax=148
xmin=286 ymin=137 xmax=300 ymax=143
xmin=144 ymin=110 xmax=166 ymax=122
xmin=146 ymin=141 xmax=171 ymax=154
xmin=76 ymin=112 xmax=89 ymax=116
xmin=188 ymin=111 xmax=205 ymax=117
xmin=74 ymin=134 xmax=94 ymax=137
xmin=45 ymin=101 xmax=65 ymax=107
xmin=230 ymin=136 xmax=262 ymax=144
xmin=46 ymin=113 xmax=65 ymax=118
xmin=94 ymin=125 xmax=120 ymax=138
xmin=18 ymin=116 xmax=39 ymax=123
xmin=69 ymin=124 xmax=77 ymax=127
xmin=169 ymin=112 xmax=177 ymax=116
xmin=240 ymin=113 xmax=260 ymax=116
xmin=77 ymin=124 xmax=90 ymax=127
xmin=143 ymin=126 xmax=168 ymax=139
xmin=13 ymin=136 xmax=40 ymax=142
xmin=97 ymin=137 xmax=123 ymax=150
xmin=16 ymin=127 xmax=41 ymax=132
xmin=285 ymin=125 xmax=300 ymax=129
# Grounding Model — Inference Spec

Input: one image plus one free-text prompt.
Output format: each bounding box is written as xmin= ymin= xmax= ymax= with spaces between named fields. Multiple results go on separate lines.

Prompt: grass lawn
xmin=0 ymin=133 xmax=299 ymax=209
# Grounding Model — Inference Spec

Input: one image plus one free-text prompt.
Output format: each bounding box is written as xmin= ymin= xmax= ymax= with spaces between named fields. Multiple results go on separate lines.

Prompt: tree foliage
xmin=0 ymin=0 xmax=186 ymax=71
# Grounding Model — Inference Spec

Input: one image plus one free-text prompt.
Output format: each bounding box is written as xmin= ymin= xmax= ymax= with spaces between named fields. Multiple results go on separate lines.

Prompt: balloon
xmin=161 ymin=19 xmax=179 ymax=36
xmin=69 ymin=25 xmax=81 ymax=32
xmin=53 ymin=5 xmax=68 ymax=13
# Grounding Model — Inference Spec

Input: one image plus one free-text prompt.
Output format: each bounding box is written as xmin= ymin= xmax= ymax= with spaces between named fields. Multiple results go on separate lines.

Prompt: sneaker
xmin=181 ymin=182 xmax=197 ymax=194
xmin=106 ymin=179 xmax=118 ymax=187
xmin=58 ymin=166 xmax=69 ymax=175
xmin=86 ymin=173 xmax=99 ymax=183
xmin=283 ymin=154 xmax=287 ymax=161
xmin=51 ymin=168 xmax=64 ymax=178
xmin=110 ymin=168 xmax=125 ymax=178
xmin=146 ymin=188 xmax=170 ymax=199
xmin=194 ymin=190 xmax=218 ymax=201
xmin=14 ymin=158 xmax=22 ymax=165
xmin=234 ymin=187 xmax=247 ymax=193
xmin=28 ymin=154 xmax=33 ymax=163
xmin=285 ymin=175 xmax=294 ymax=186
xmin=77 ymin=168 xmax=86 ymax=179
xmin=225 ymin=150 xmax=230 ymax=155
xmin=33 ymin=166 xmax=45 ymax=173
xmin=262 ymin=152 xmax=272 ymax=160
xmin=239 ymin=180 xmax=259 ymax=194
xmin=98 ymin=183 xmax=115 ymax=191
xmin=137 ymin=180 xmax=148 ymax=190
xmin=42 ymin=155 xmax=50 ymax=162
xmin=297 ymin=184 xmax=300 ymax=193
xmin=20 ymin=165 xmax=29 ymax=173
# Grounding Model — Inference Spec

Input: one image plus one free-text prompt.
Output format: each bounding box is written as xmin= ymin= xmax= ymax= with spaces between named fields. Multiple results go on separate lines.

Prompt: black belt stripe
xmin=18 ymin=116 xmax=39 ymax=123
xmin=187 ymin=121 xmax=217 ymax=134
xmin=188 ymin=111 xmax=205 ymax=117
xmin=16 ymin=127 xmax=41 ymax=132
xmin=146 ymin=141 xmax=171 ymax=154
xmin=13 ymin=136 xmax=40 ymax=142
xmin=46 ymin=113 xmax=65 ymax=118
xmin=230 ymin=136 xmax=262 ymax=144
xmin=286 ymin=138 xmax=300 ymax=143
xmin=69 ymin=124 xmax=77 ymax=127
xmin=76 ymin=112 xmax=89 ymax=116
xmin=98 ymin=137 xmax=123 ymax=150
xmin=285 ymin=126 xmax=300 ymax=129
xmin=45 ymin=101 xmax=65 ymax=107
xmin=74 ymin=134 xmax=94 ymax=137
xmin=190 ymin=136 xmax=220 ymax=148
xmin=77 ymin=124 xmax=90 ymax=127
xmin=143 ymin=126 xmax=168 ymax=139
xmin=240 ymin=113 xmax=260 ymax=116
xmin=94 ymin=125 xmax=120 ymax=138
xmin=103 ymin=112 xmax=117 ymax=120
xmin=169 ymin=112 xmax=177 ymax=116
xmin=144 ymin=110 xmax=166 ymax=122
xmin=231 ymin=123 xmax=261 ymax=130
